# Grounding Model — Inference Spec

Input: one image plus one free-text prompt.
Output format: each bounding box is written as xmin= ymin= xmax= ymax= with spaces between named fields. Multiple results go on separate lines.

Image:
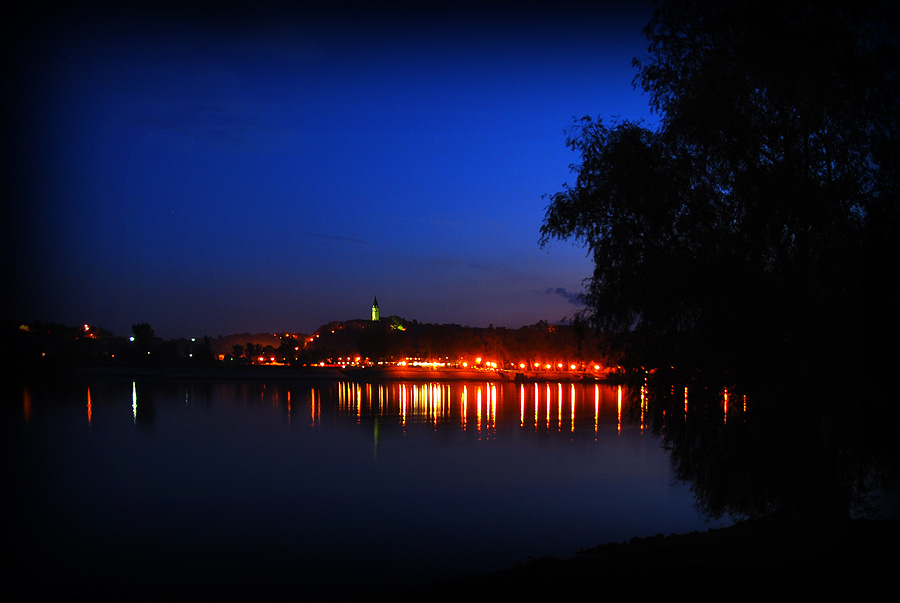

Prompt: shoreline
xmin=32 ymin=364 xmax=613 ymax=383
xmin=399 ymin=517 xmax=898 ymax=601
xmin=18 ymin=518 xmax=895 ymax=601
xmin=343 ymin=366 xmax=610 ymax=383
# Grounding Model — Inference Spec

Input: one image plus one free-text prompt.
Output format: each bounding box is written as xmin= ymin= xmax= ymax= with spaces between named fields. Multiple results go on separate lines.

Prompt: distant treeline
xmin=4 ymin=320 xmax=218 ymax=372
xmin=299 ymin=317 xmax=610 ymax=369
xmin=4 ymin=317 xmax=612 ymax=372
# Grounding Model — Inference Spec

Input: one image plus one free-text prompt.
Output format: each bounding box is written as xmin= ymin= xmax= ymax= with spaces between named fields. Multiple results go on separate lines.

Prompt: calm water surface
xmin=8 ymin=377 xmax=727 ymax=597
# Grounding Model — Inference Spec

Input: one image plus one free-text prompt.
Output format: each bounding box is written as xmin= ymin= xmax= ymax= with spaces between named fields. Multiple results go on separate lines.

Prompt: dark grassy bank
xmin=397 ymin=518 xmax=898 ymax=602
xmin=13 ymin=513 xmax=895 ymax=602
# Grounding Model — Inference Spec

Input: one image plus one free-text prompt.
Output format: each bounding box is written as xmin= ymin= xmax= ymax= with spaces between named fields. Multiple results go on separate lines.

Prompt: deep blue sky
xmin=6 ymin=2 xmax=655 ymax=339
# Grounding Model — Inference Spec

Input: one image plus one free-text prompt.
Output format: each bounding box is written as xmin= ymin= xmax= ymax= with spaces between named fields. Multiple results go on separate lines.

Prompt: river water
xmin=7 ymin=376 xmax=728 ymax=598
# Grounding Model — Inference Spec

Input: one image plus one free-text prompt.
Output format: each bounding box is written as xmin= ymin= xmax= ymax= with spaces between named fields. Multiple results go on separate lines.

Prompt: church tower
xmin=371 ymin=296 xmax=380 ymax=322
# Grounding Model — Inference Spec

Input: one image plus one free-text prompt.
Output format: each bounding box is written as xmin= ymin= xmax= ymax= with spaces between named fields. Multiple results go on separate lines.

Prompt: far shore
xmin=41 ymin=364 xmax=615 ymax=383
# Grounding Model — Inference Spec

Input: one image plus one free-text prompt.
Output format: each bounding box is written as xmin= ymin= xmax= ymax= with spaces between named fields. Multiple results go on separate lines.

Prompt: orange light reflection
xmin=617 ymin=385 xmax=623 ymax=434
xmin=520 ymin=385 xmax=525 ymax=428
xmin=476 ymin=387 xmax=482 ymax=432
xmin=557 ymin=383 xmax=563 ymax=430
xmin=461 ymin=385 xmax=468 ymax=431
xmin=570 ymin=384 xmax=576 ymax=433
xmin=23 ymin=387 xmax=32 ymax=423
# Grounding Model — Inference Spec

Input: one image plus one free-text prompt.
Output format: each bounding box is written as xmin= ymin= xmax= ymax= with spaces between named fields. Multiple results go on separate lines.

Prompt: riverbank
xmin=47 ymin=517 xmax=891 ymax=601
xmin=42 ymin=364 xmax=349 ymax=381
xmin=397 ymin=517 xmax=898 ymax=601
xmin=34 ymin=364 xmax=611 ymax=383
xmin=343 ymin=366 xmax=608 ymax=382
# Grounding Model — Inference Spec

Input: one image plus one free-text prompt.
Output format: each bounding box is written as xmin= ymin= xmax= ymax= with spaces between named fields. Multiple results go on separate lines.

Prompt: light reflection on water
xmin=329 ymin=381 xmax=626 ymax=437
xmin=9 ymin=377 xmax=725 ymax=598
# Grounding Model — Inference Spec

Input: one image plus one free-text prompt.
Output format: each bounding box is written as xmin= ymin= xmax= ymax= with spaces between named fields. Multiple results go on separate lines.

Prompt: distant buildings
xmin=371 ymin=296 xmax=380 ymax=322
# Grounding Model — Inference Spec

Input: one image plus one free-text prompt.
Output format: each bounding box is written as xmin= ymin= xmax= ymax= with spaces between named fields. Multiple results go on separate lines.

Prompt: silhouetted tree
xmin=130 ymin=322 xmax=159 ymax=364
xmin=277 ymin=334 xmax=298 ymax=364
xmin=190 ymin=336 xmax=215 ymax=366
xmin=131 ymin=322 xmax=155 ymax=342
xmin=543 ymin=0 xmax=897 ymax=381
xmin=541 ymin=0 xmax=899 ymax=521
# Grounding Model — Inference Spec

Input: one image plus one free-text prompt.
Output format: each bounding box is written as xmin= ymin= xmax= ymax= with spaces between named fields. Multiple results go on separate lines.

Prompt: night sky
xmin=6 ymin=2 xmax=654 ymax=339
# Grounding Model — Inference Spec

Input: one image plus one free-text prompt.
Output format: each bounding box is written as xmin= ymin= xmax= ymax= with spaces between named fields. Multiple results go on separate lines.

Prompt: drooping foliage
xmin=541 ymin=0 xmax=899 ymax=521
xmin=541 ymin=0 xmax=899 ymax=386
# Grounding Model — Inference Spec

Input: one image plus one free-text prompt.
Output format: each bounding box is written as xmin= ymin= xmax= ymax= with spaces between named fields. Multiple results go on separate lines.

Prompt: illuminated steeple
xmin=371 ymin=296 xmax=380 ymax=321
